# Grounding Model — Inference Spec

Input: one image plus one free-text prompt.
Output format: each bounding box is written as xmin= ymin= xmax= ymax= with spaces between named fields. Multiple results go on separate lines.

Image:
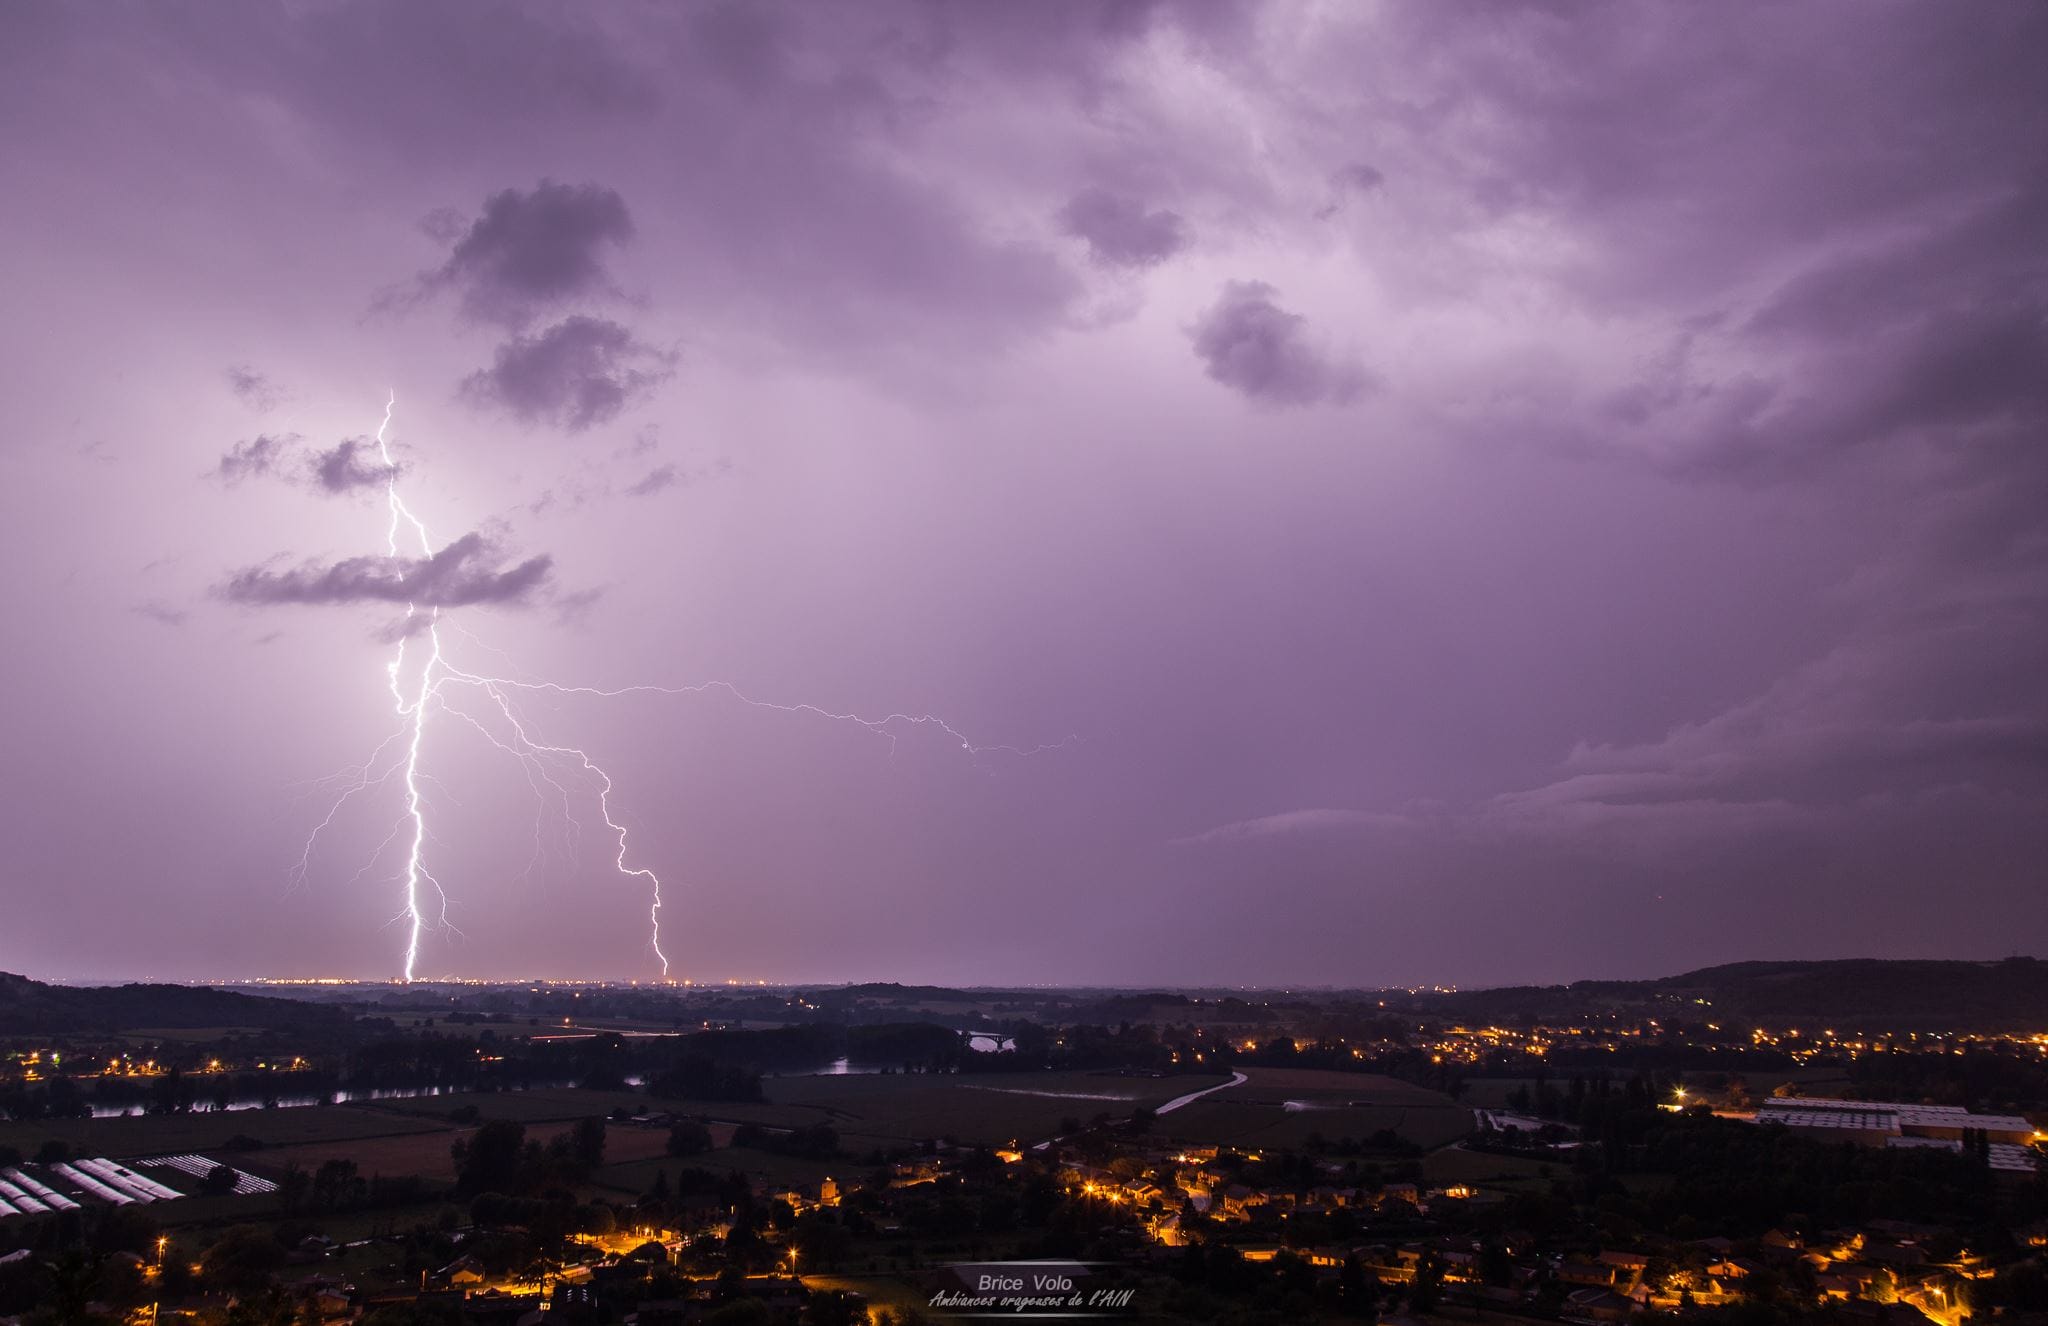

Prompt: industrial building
xmin=1753 ymin=1097 xmax=2041 ymax=1174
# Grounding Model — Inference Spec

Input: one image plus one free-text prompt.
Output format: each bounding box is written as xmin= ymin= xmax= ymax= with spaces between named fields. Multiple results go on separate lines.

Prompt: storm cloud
xmin=309 ymin=437 xmax=399 ymax=494
xmin=6 ymin=3 xmax=2048 ymax=984
xmin=1189 ymin=281 xmax=1368 ymax=407
xmin=1058 ymin=188 xmax=1188 ymax=268
xmin=461 ymin=316 xmax=673 ymax=431
xmin=426 ymin=180 xmax=634 ymax=328
xmin=219 ymin=533 xmax=553 ymax=610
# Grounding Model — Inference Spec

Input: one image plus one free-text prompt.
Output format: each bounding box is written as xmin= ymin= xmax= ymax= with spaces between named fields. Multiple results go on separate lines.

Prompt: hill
xmin=0 ymin=972 xmax=352 ymax=1034
xmin=1398 ymin=957 xmax=2048 ymax=1030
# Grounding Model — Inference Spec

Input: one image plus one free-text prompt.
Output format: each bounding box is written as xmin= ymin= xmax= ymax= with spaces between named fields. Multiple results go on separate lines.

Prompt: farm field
xmin=750 ymin=1071 xmax=1232 ymax=1145
xmin=1153 ymin=1069 xmax=1470 ymax=1151
xmin=252 ymin=1115 xmax=674 ymax=1183
xmin=0 ymin=1101 xmax=448 ymax=1159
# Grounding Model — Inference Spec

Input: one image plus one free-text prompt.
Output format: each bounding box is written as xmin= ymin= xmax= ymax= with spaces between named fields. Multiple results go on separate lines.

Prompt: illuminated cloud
xmin=219 ymin=532 xmax=553 ymax=610
xmin=309 ymin=437 xmax=399 ymax=494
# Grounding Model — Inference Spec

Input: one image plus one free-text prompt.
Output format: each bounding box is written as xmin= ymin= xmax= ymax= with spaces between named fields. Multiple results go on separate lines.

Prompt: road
xmin=1155 ymin=1070 xmax=1249 ymax=1115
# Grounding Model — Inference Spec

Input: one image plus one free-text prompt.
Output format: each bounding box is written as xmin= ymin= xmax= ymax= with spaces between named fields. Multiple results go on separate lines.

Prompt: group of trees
xmin=451 ymin=1116 xmax=608 ymax=1197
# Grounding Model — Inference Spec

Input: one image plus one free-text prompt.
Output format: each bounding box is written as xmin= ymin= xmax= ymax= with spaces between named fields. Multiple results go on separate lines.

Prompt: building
xmin=1754 ymin=1098 xmax=2038 ymax=1154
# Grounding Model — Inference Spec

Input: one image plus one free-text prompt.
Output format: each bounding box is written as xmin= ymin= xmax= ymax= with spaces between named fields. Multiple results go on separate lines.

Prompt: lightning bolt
xmin=372 ymin=391 xmax=445 ymax=982
xmin=295 ymin=393 xmax=1072 ymax=982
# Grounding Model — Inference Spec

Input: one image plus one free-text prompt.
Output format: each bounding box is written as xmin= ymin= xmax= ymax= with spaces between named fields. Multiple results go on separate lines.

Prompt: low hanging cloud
xmin=310 ymin=437 xmax=399 ymax=494
xmin=219 ymin=532 xmax=553 ymax=610
xmin=461 ymin=315 xmax=674 ymax=431
xmin=212 ymin=433 xmax=298 ymax=484
xmin=427 ymin=180 xmax=634 ymax=328
xmin=1189 ymin=280 xmax=1369 ymax=407
xmin=1058 ymin=187 xmax=1189 ymax=268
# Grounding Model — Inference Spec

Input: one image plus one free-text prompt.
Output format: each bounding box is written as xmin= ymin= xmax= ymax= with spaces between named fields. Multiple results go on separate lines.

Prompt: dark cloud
xmin=310 ymin=437 xmax=399 ymax=494
xmin=427 ymin=180 xmax=634 ymax=327
xmin=1189 ymin=281 xmax=1368 ymax=407
xmin=224 ymin=365 xmax=282 ymax=412
xmin=219 ymin=532 xmax=552 ymax=610
xmin=1057 ymin=187 xmax=1188 ymax=268
xmin=461 ymin=316 xmax=674 ymax=431
xmin=212 ymin=433 xmax=297 ymax=485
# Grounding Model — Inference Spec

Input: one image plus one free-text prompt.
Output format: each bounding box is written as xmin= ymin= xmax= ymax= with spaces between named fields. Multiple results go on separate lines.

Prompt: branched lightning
xmin=295 ymin=393 xmax=1072 ymax=982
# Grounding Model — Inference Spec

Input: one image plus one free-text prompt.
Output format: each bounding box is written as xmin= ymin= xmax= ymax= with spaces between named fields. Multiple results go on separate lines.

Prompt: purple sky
xmin=2 ymin=2 xmax=2044 ymax=987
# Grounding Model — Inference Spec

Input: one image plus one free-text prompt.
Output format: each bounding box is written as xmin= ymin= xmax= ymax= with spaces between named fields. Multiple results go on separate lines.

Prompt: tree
xmin=201 ymin=1163 xmax=240 ymax=1196
xmin=1410 ymin=1250 xmax=1444 ymax=1315
xmin=276 ymin=1163 xmax=310 ymax=1216
xmin=1337 ymin=1254 xmax=1381 ymax=1318
xmin=453 ymin=1119 xmax=528 ymax=1196
xmin=570 ymin=1116 xmax=607 ymax=1170
xmin=668 ymin=1120 xmax=714 ymax=1158
xmin=30 ymin=1249 xmax=106 ymax=1326
xmin=312 ymin=1158 xmax=360 ymax=1210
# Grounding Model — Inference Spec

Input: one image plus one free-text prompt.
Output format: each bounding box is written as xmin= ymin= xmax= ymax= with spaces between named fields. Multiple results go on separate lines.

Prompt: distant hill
xmin=1399 ymin=958 xmax=2048 ymax=1030
xmin=0 ymin=972 xmax=352 ymax=1035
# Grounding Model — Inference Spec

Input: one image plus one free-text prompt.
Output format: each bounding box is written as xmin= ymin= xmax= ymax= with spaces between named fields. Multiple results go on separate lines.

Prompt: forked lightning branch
xmin=295 ymin=395 xmax=1063 ymax=983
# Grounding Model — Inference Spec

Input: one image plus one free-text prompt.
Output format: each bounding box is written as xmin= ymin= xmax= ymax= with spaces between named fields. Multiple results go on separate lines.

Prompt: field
xmin=0 ymin=1069 xmax=1470 ymax=1213
xmin=0 ymin=1102 xmax=447 ymax=1160
xmin=748 ymin=1071 xmax=1233 ymax=1147
xmin=1153 ymin=1069 xmax=1472 ymax=1151
xmin=589 ymin=1144 xmax=845 ymax=1197
xmin=358 ymin=1087 xmax=653 ymax=1124
xmin=253 ymin=1116 xmax=674 ymax=1183
xmin=1421 ymin=1145 xmax=1560 ymax=1191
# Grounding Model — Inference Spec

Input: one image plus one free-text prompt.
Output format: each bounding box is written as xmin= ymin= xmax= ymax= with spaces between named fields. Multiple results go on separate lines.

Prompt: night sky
xmin=2 ymin=3 xmax=2044 ymax=987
